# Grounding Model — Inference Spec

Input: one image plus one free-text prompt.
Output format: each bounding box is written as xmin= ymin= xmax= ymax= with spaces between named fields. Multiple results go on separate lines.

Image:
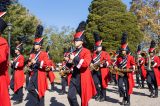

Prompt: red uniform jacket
xmin=47 ymin=59 xmax=56 ymax=84
xmin=116 ymin=55 xmax=135 ymax=95
xmin=37 ymin=51 xmax=49 ymax=98
xmin=0 ymin=36 xmax=11 ymax=106
xmin=74 ymin=47 xmax=97 ymax=106
xmin=92 ymin=51 xmax=111 ymax=88
xmin=150 ymin=56 xmax=160 ymax=86
xmin=139 ymin=57 xmax=147 ymax=79
xmin=13 ymin=54 xmax=25 ymax=92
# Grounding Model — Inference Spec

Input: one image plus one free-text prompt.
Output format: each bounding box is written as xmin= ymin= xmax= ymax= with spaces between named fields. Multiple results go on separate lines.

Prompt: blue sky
xmin=19 ymin=0 xmax=131 ymax=29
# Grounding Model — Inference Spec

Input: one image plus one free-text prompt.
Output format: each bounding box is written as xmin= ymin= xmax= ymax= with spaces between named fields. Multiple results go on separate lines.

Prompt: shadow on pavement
xmin=133 ymin=91 xmax=149 ymax=97
xmin=107 ymin=96 xmax=120 ymax=104
xmin=50 ymin=97 xmax=65 ymax=106
xmin=106 ymin=88 xmax=119 ymax=94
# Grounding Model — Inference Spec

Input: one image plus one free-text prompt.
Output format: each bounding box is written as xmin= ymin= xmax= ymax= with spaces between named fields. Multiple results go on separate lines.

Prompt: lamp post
xmin=8 ymin=23 xmax=12 ymax=72
xmin=8 ymin=23 xmax=12 ymax=47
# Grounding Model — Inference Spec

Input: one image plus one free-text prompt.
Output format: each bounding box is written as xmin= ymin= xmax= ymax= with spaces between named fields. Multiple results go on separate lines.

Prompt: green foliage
xmin=85 ymin=0 xmax=143 ymax=52
xmin=44 ymin=26 xmax=74 ymax=63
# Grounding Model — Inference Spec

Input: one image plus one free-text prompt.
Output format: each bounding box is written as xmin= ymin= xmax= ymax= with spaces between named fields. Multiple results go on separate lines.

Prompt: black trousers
xmin=51 ymin=82 xmax=54 ymax=90
xmin=26 ymin=71 xmax=45 ymax=106
xmin=26 ymin=90 xmax=44 ymax=106
xmin=110 ymin=73 xmax=117 ymax=85
xmin=10 ymin=75 xmax=23 ymax=101
xmin=92 ymin=71 xmax=106 ymax=98
xmin=147 ymin=71 xmax=158 ymax=95
xmin=15 ymin=87 xmax=23 ymax=101
xmin=10 ymin=75 xmax=14 ymax=91
xmin=136 ymin=71 xmax=145 ymax=87
xmin=118 ymin=74 xmax=130 ymax=102
xmin=61 ymin=77 xmax=67 ymax=92
xmin=26 ymin=72 xmax=30 ymax=89
xmin=68 ymin=73 xmax=81 ymax=106
xmin=67 ymin=81 xmax=81 ymax=106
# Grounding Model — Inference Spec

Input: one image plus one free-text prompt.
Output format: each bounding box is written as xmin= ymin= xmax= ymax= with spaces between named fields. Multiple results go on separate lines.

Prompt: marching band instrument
xmin=45 ymin=66 xmax=51 ymax=72
xmin=59 ymin=65 xmax=72 ymax=77
xmin=90 ymin=60 xmax=106 ymax=71
xmin=108 ymin=66 xmax=124 ymax=77
xmin=110 ymin=66 xmax=136 ymax=77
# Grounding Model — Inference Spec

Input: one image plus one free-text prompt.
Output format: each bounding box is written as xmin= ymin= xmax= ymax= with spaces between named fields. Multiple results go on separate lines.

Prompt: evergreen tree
xmin=85 ymin=0 xmax=143 ymax=52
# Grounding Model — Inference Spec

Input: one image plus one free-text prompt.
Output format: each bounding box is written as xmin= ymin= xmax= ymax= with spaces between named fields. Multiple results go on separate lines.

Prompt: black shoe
xmin=95 ymin=95 xmax=101 ymax=101
xmin=99 ymin=97 xmax=105 ymax=102
xmin=59 ymin=91 xmax=65 ymax=95
xmin=93 ymin=94 xmax=98 ymax=99
xmin=153 ymin=94 xmax=158 ymax=98
xmin=13 ymin=100 xmax=23 ymax=105
xmin=149 ymin=92 xmax=154 ymax=98
xmin=142 ymin=86 xmax=144 ymax=89
xmin=11 ymin=96 xmax=14 ymax=100
xmin=124 ymin=101 xmax=130 ymax=106
xmin=51 ymin=86 xmax=55 ymax=91
xmin=141 ymin=84 xmax=144 ymax=88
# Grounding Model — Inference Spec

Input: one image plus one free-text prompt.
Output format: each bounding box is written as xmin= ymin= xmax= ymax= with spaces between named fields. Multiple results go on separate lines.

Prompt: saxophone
xmin=59 ymin=65 xmax=72 ymax=77
xmin=109 ymin=66 xmax=124 ymax=77
xmin=90 ymin=60 xmax=106 ymax=71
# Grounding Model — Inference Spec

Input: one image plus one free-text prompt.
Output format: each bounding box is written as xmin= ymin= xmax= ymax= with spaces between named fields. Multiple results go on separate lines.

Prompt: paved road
xmin=10 ymin=82 xmax=160 ymax=106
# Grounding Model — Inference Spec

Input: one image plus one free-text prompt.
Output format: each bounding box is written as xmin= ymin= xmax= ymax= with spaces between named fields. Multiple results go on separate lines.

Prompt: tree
xmin=3 ymin=3 xmax=40 ymax=58
xmin=45 ymin=26 xmax=74 ymax=63
xmin=130 ymin=0 xmax=160 ymax=50
xmin=85 ymin=0 xmax=143 ymax=52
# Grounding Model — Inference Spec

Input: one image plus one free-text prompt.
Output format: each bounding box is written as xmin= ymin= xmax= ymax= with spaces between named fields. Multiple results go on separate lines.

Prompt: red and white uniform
xmin=36 ymin=51 xmax=49 ymax=98
xmin=147 ymin=56 xmax=160 ymax=86
xmin=72 ymin=47 xmax=97 ymax=106
xmin=138 ymin=57 xmax=147 ymax=79
xmin=116 ymin=55 xmax=135 ymax=95
xmin=13 ymin=54 xmax=25 ymax=92
xmin=92 ymin=51 xmax=111 ymax=88
xmin=0 ymin=36 xmax=11 ymax=106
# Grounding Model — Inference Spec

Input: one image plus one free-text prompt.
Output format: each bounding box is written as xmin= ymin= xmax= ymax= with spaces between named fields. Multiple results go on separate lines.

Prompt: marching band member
xmin=90 ymin=32 xmax=111 ymax=102
xmin=26 ymin=25 xmax=49 ymax=106
xmin=114 ymin=32 xmax=135 ymax=106
xmin=67 ymin=21 xmax=97 ymax=106
xmin=136 ymin=45 xmax=147 ymax=88
xmin=59 ymin=48 xmax=73 ymax=95
xmin=10 ymin=37 xmax=25 ymax=104
xmin=0 ymin=17 xmax=11 ymax=106
xmin=146 ymin=40 xmax=160 ymax=98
